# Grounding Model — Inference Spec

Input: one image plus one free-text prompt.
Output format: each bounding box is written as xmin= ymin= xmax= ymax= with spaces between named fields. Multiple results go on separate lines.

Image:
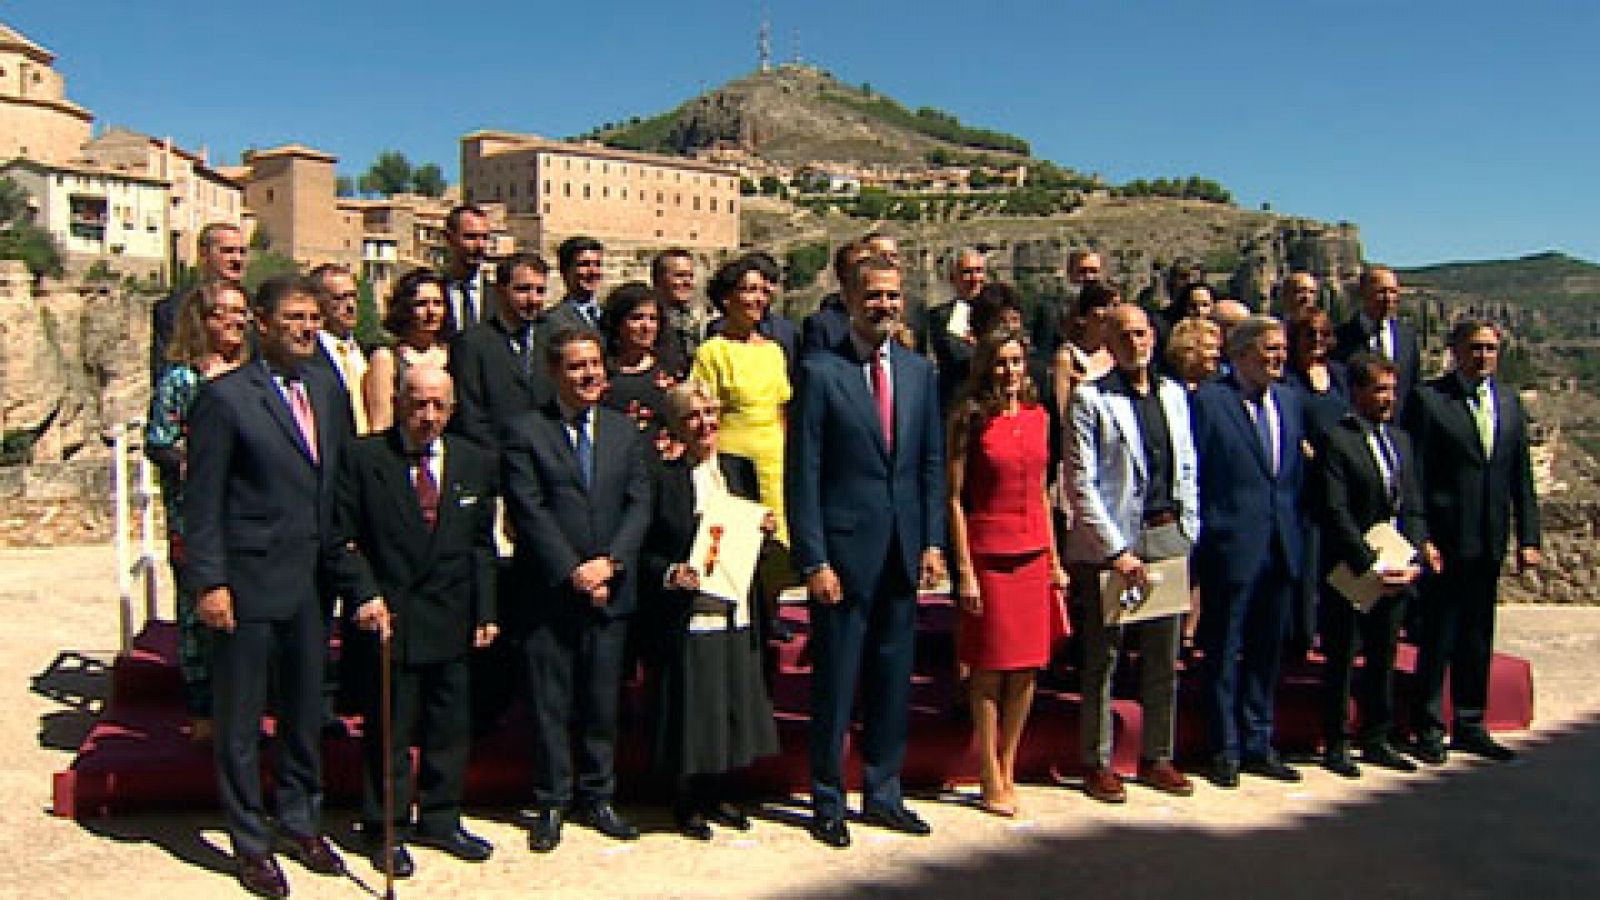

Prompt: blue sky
xmin=8 ymin=0 xmax=1596 ymax=266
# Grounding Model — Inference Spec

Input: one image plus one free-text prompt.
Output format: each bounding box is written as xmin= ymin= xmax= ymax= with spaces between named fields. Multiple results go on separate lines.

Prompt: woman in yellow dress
xmin=690 ymin=254 xmax=793 ymax=546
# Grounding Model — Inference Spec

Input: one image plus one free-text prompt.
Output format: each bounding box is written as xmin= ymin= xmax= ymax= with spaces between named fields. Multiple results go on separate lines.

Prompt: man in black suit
xmin=1404 ymin=319 xmax=1541 ymax=764
xmin=502 ymin=326 xmax=652 ymax=852
xmin=151 ymin=222 xmax=247 ymax=384
xmin=331 ymin=366 xmax=499 ymax=877
xmin=652 ymin=248 xmax=706 ymax=370
xmin=922 ymin=247 xmax=987 ymax=412
xmin=1333 ymin=266 xmax=1422 ymax=417
xmin=788 ymin=256 xmax=947 ymax=848
xmin=1312 ymin=353 xmax=1433 ymax=778
xmin=1027 ymin=248 xmax=1101 ymax=366
xmin=545 ymin=236 xmax=606 ymax=333
xmin=441 ymin=205 xmax=492 ymax=331
xmin=307 ymin=262 xmax=370 ymax=436
xmin=448 ymin=253 xmax=556 ymax=455
xmin=800 ymin=238 xmax=872 ymax=357
xmin=184 ymin=275 xmax=352 ymax=899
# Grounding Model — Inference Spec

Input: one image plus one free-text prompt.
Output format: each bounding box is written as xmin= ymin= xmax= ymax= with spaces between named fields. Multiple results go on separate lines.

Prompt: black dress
xmin=640 ymin=453 xmax=779 ymax=777
xmin=604 ymin=361 xmax=678 ymax=449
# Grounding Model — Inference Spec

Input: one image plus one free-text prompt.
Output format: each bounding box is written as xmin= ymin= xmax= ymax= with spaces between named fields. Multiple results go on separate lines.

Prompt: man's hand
xmin=1379 ymin=564 xmax=1422 ymax=595
xmin=1110 ymin=551 xmax=1147 ymax=590
xmin=919 ymin=548 xmax=946 ymax=589
xmin=667 ymin=563 xmax=701 ymax=592
xmin=354 ymin=597 xmax=393 ymax=642
xmin=589 ymin=583 xmax=611 ymax=608
xmin=1423 ymin=541 xmax=1443 ymax=574
xmin=1517 ymin=546 xmax=1542 ymax=572
xmin=571 ymin=557 xmax=616 ymax=593
xmin=199 ymin=586 xmax=236 ymax=632
xmin=807 ymin=565 xmax=843 ymax=606
xmin=473 ymin=623 xmax=499 ymax=648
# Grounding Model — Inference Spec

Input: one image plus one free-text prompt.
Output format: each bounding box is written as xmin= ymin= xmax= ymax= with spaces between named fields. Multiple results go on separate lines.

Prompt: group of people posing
xmin=145 ymin=210 xmax=1539 ymax=899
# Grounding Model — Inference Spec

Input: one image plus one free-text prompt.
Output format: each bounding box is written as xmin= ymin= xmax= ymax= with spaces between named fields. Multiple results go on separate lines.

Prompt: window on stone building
xmin=564 ymin=183 xmax=571 ymax=197
xmin=693 ymin=196 xmax=700 ymax=210
xmin=710 ymin=197 xmax=717 ymax=212
xmin=544 ymin=180 xmax=551 ymax=194
xmin=583 ymin=184 xmax=590 ymax=199
xmin=544 ymin=203 xmax=551 ymax=214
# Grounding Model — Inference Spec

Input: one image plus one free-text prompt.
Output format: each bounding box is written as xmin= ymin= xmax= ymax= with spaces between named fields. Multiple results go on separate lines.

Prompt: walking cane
xmin=380 ymin=628 xmax=397 ymax=900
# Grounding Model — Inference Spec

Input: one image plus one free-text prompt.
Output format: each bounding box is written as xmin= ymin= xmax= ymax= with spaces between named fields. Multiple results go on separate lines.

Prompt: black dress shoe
xmin=1207 ymin=757 xmax=1240 ymax=789
xmin=704 ymin=801 xmax=751 ymax=831
xmin=809 ymin=815 xmax=851 ymax=848
xmin=1452 ymin=729 xmax=1516 ymax=762
xmin=1410 ymin=735 xmax=1448 ymax=765
xmin=1361 ymin=741 xmax=1419 ymax=772
xmin=369 ymin=841 xmax=415 ymax=879
xmin=237 ymin=853 xmax=289 ymax=899
xmin=675 ymin=809 xmax=713 ymax=841
xmin=1321 ymin=745 xmax=1361 ymax=779
xmin=279 ymin=832 xmax=345 ymax=875
xmin=573 ymin=802 xmax=640 ymax=841
xmin=528 ymin=808 xmax=562 ymax=853
xmin=1241 ymin=754 xmax=1303 ymax=783
xmin=861 ymin=804 xmax=931 ymax=836
xmin=413 ymin=825 xmax=494 ymax=862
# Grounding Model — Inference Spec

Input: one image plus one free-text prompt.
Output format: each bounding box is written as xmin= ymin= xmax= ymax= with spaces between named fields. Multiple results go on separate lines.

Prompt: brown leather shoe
xmin=1083 ymin=767 xmax=1127 ymax=804
xmin=1138 ymin=760 xmax=1195 ymax=797
xmin=237 ymin=853 xmax=289 ymax=899
xmin=279 ymin=832 xmax=344 ymax=876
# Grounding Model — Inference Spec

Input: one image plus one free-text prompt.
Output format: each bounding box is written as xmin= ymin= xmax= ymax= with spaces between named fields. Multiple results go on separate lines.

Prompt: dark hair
xmin=1076 ymin=280 xmax=1122 ymax=318
xmin=1358 ymin=265 xmax=1395 ymax=296
xmin=1346 ymin=351 xmax=1398 ymax=390
xmin=706 ymin=254 xmax=772 ymax=313
xmin=557 ymin=235 xmax=603 ymax=272
xmin=599 ymin=281 xmax=658 ymax=353
xmin=1286 ymin=306 xmax=1333 ymax=368
xmin=948 ymin=327 xmax=1037 ymax=461
xmin=381 ymin=268 xmax=453 ymax=341
xmin=255 ymin=274 xmax=321 ymax=319
xmin=544 ymin=325 xmax=604 ymax=373
xmin=1168 ymin=281 xmax=1215 ymax=322
xmin=832 ymin=238 xmax=872 ymax=284
xmin=845 ymin=254 xmax=899 ymax=295
xmin=1448 ymin=318 xmax=1501 ymax=349
xmin=494 ymin=252 xmax=549 ymax=286
xmin=969 ymin=281 xmax=1024 ymax=340
xmin=445 ymin=204 xmax=487 ymax=234
xmin=649 ymin=248 xmax=694 ymax=285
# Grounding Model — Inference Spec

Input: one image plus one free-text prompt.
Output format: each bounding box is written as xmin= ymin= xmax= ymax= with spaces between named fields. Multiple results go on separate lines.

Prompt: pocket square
xmin=457 ymin=493 xmax=480 ymax=507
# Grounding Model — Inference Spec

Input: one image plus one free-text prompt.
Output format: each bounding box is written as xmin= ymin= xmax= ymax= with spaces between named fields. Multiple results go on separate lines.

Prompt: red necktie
xmin=871 ymin=353 xmax=893 ymax=451
xmin=414 ymin=449 xmax=439 ymax=530
xmin=287 ymin=380 xmax=319 ymax=464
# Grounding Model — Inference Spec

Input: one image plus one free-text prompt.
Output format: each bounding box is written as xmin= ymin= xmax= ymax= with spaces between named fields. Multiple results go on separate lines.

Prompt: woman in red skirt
xmin=947 ymin=326 xmax=1067 ymax=816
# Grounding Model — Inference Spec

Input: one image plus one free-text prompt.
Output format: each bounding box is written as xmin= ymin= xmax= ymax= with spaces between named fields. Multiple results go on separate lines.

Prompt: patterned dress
xmin=145 ymin=365 xmax=210 ymax=716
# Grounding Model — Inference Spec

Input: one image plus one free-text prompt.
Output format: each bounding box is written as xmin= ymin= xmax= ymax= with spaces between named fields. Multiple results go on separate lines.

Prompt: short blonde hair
xmin=1166 ymin=316 xmax=1221 ymax=376
xmin=663 ymin=378 xmax=720 ymax=442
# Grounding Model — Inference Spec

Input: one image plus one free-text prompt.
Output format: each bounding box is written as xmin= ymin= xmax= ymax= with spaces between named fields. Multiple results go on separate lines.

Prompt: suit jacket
xmin=150 ymin=288 xmax=181 ymax=385
xmin=923 ymin=299 xmax=976 ymax=412
xmin=1189 ymin=373 xmax=1308 ymax=584
xmin=1061 ymin=372 xmax=1199 ymax=563
xmin=800 ymin=297 xmax=850 ymax=358
xmin=304 ymin=332 xmax=370 ymax=435
xmin=1403 ymin=372 xmax=1539 ymax=562
xmin=328 ymin=430 xmax=498 ymax=665
xmin=501 ymin=399 xmax=653 ymax=621
xmin=183 ymin=360 xmax=353 ymax=620
xmin=444 ymin=268 xmax=491 ymax=332
xmin=1312 ymin=415 xmax=1428 ymax=577
xmin=640 ymin=453 xmax=761 ymax=622
xmin=545 ymin=293 xmax=602 ymax=335
xmin=447 ymin=315 xmax=554 ymax=454
xmin=1332 ymin=316 xmax=1421 ymax=416
xmin=787 ymin=340 xmax=947 ymax=599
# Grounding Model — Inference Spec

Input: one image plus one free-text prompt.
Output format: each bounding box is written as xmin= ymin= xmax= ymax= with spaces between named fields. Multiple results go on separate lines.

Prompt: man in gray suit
xmin=1062 ymin=305 xmax=1198 ymax=803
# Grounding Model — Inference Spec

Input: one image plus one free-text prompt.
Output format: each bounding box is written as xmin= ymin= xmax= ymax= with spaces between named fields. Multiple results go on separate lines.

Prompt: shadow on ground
xmin=31 ymin=650 xmax=109 ymax=751
xmin=789 ymin=714 xmax=1600 ymax=898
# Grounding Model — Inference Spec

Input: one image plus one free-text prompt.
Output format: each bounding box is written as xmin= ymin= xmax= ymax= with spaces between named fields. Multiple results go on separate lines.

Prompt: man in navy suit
xmin=788 ymin=255 xmax=947 ymax=848
xmin=1404 ymin=320 xmax=1541 ymax=764
xmin=800 ymin=238 xmax=872 ymax=357
xmin=1189 ymin=315 xmax=1308 ymax=788
xmin=184 ymin=274 xmax=352 ymax=898
xmin=1332 ymin=266 xmax=1422 ymax=418
xmin=501 ymin=326 xmax=652 ymax=852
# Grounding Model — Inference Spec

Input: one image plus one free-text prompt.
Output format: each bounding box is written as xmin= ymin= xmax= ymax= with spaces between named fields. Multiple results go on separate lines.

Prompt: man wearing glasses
xmin=310 ymin=263 xmax=371 ymax=435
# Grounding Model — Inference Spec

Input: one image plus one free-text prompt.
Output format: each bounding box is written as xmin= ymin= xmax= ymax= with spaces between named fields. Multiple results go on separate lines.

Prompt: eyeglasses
xmin=509 ymin=285 xmax=548 ymax=294
xmin=864 ymin=290 xmax=902 ymax=300
xmin=1465 ymin=342 xmax=1499 ymax=352
xmin=332 ymin=291 xmax=359 ymax=302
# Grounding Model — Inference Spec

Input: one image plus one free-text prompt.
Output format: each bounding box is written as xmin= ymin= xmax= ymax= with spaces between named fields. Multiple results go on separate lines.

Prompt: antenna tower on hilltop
xmin=758 ymin=14 xmax=771 ymax=72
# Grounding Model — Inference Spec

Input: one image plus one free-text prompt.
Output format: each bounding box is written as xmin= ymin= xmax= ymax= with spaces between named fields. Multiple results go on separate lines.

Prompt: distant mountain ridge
xmin=1399 ymin=251 xmax=1600 ymax=306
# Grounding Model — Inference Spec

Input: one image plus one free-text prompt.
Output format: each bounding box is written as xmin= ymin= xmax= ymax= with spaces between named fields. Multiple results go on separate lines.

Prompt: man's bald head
xmin=398 ymin=366 xmax=455 ymax=448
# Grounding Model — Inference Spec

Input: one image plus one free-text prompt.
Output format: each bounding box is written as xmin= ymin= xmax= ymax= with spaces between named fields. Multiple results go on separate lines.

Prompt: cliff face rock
xmin=0 ymin=261 xmax=148 ymax=467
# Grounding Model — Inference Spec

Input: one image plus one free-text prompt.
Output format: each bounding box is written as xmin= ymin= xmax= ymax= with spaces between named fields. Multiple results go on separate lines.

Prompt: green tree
xmin=355 ymin=276 xmax=385 ymax=345
xmin=784 ymin=241 xmax=830 ymax=290
xmin=242 ymin=228 xmax=299 ymax=290
xmin=411 ymin=163 xmax=447 ymax=198
xmin=335 ymin=174 xmax=357 ymax=198
xmin=0 ymin=176 xmax=30 ymax=225
xmin=0 ymin=177 xmax=62 ymax=280
xmin=359 ymin=151 xmax=414 ymax=197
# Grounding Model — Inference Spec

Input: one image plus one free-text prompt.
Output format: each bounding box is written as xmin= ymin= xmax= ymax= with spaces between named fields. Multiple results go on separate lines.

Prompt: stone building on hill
xmin=0 ymin=23 xmax=92 ymax=165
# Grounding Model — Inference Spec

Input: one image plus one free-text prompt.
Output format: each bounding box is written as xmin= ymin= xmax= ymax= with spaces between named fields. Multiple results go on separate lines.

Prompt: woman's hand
xmin=760 ymin=512 xmax=778 ymax=535
xmin=668 ymin=563 xmax=701 ymax=592
xmin=956 ymin=573 xmax=981 ymax=615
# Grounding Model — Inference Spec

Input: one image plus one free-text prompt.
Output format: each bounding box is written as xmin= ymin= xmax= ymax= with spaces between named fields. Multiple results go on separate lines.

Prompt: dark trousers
xmin=807 ymin=554 xmax=915 ymax=819
xmin=1319 ymin=587 xmax=1407 ymax=747
xmin=1198 ymin=546 xmax=1292 ymax=763
xmin=521 ymin=611 xmax=628 ymax=809
xmin=1412 ymin=555 xmax=1501 ymax=738
xmin=358 ymin=652 xmax=471 ymax=835
xmin=212 ymin=600 xmax=326 ymax=858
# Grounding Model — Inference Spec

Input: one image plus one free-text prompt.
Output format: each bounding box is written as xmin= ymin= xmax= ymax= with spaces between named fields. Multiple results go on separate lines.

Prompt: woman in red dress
xmin=947 ymin=327 xmax=1067 ymax=816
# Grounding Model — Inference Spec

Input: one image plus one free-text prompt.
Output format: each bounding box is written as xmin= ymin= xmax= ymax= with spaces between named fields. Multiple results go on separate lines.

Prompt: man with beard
xmin=448 ymin=253 xmax=556 ymax=454
xmin=1189 ymin=315 xmax=1308 ymax=789
xmin=502 ymin=327 xmax=652 ymax=852
xmin=152 ymin=222 xmax=247 ymax=383
xmin=545 ymin=236 xmax=606 ymax=333
xmin=441 ymin=205 xmax=493 ymax=331
xmin=788 ymin=256 xmax=947 ymax=848
xmin=184 ymin=275 xmax=352 ymax=898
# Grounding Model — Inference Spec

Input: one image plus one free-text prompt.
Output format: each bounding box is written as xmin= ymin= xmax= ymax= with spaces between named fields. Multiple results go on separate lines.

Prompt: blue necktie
xmin=1252 ymin=395 xmax=1275 ymax=474
xmin=573 ymin=410 xmax=594 ymax=489
xmin=1376 ymin=425 xmax=1401 ymax=508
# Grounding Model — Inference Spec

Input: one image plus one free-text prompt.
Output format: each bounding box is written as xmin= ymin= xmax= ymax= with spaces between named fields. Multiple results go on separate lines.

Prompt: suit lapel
xmin=889 ymin=345 xmax=915 ymax=461
xmin=1444 ymin=378 xmax=1489 ymax=464
xmin=840 ymin=349 xmax=890 ymax=461
xmin=377 ymin=430 xmax=429 ymax=539
xmin=1101 ymin=390 xmax=1147 ymax=483
xmin=254 ymin=364 xmax=317 ymax=466
xmin=1222 ymin=376 xmax=1271 ymax=475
